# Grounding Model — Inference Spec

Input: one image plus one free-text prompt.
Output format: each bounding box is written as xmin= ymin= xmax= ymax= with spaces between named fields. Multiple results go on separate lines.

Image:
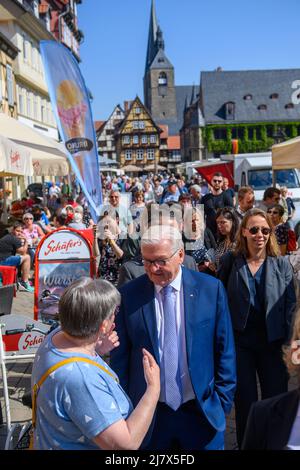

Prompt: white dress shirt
xmin=154 ymin=268 xmax=195 ymax=405
xmin=286 ymin=401 xmax=300 ymax=450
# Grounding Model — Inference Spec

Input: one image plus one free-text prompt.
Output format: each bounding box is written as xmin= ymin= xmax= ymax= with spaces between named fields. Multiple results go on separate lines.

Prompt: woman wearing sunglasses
xmin=217 ymin=208 xmax=296 ymax=449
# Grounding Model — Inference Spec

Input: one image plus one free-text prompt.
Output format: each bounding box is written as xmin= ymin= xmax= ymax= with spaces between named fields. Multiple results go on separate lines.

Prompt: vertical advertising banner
xmin=40 ymin=41 xmax=102 ymax=222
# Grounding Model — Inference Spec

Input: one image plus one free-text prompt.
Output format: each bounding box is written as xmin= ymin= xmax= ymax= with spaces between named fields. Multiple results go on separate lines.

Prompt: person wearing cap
xmin=160 ymin=180 xmax=180 ymax=204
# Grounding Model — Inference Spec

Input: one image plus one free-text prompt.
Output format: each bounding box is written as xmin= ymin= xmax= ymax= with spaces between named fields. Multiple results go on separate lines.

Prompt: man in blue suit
xmin=110 ymin=225 xmax=236 ymax=450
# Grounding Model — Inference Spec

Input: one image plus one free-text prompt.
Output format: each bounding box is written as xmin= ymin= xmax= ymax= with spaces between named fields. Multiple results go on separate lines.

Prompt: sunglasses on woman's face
xmin=247 ymin=226 xmax=272 ymax=235
xmin=267 ymin=210 xmax=279 ymax=215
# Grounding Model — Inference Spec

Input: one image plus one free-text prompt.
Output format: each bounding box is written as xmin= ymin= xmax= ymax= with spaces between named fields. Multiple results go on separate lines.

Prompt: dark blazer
xmin=117 ymin=254 xmax=197 ymax=288
xmin=111 ymin=267 xmax=236 ymax=439
xmin=217 ymin=253 xmax=296 ymax=342
xmin=242 ymin=389 xmax=300 ymax=449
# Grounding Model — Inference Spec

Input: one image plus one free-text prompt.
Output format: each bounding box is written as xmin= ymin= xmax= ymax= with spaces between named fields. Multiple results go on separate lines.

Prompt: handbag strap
xmin=32 ymin=356 xmax=118 ymax=428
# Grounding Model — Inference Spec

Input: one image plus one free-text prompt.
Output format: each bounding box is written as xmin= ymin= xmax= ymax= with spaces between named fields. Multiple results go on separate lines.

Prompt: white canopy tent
xmin=0 ymin=134 xmax=33 ymax=223
xmin=0 ymin=135 xmax=32 ymax=177
xmin=272 ymin=136 xmax=300 ymax=170
xmin=0 ymin=113 xmax=69 ymax=176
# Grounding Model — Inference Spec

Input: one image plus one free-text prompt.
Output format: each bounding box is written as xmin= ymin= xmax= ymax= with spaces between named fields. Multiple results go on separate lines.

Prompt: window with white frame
xmin=132 ymin=121 xmax=139 ymax=129
xmin=141 ymin=135 xmax=148 ymax=144
xmin=33 ymin=94 xmax=38 ymax=120
xmin=123 ymin=135 xmax=130 ymax=144
xmin=150 ymin=135 xmax=156 ymax=143
xmin=41 ymin=102 xmax=45 ymax=123
xmin=27 ymin=91 xmax=31 ymax=117
xmin=147 ymin=149 xmax=155 ymax=160
xmin=18 ymin=88 xmax=24 ymax=114
xmin=136 ymin=149 xmax=144 ymax=160
xmin=30 ymin=42 xmax=34 ymax=68
xmin=139 ymin=121 xmax=145 ymax=129
xmin=125 ymin=150 xmax=132 ymax=160
xmin=135 ymin=107 xmax=141 ymax=114
xmin=133 ymin=135 xmax=139 ymax=144
xmin=6 ymin=65 xmax=14 ymax=106
xmin=22 ymin=35 xmax=27 ymax=61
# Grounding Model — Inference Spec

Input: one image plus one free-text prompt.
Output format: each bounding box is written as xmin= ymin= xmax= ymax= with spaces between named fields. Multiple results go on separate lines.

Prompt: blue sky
xmin=77 ymin=0 xmax=300 ymax=121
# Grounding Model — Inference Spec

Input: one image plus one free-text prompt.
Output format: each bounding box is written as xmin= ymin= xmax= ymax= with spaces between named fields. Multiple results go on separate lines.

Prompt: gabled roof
xmin=117 ymin=96 xmax=162 ymax=134
xmin=201 ymin=69 xmax=300 ymax=124
xmin=158 ymin=124 xmax=169 ymax=139
xmin=94 ymin=120 xmax=106 ymax=133
xmin=150 ymin=48 xmax=173 ymax=70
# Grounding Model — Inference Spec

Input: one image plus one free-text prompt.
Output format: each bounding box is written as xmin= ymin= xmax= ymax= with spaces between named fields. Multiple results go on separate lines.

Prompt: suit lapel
xmin=141 ymin=278 xmax=160 ymax=363
xmin=182 ymin=268 xmax=199 ymax=360
xmin=267 ymin=390 xmax=300 ymax=449
xmin=264 ymin=257 xmax=278 ymax=316
xmin=235 ymin=255 xmax=250 ymax=290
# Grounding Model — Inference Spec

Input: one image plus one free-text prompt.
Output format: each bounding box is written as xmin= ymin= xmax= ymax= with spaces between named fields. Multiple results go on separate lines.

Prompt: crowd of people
xmin=1 ymin=170 xmax=300 ymax=450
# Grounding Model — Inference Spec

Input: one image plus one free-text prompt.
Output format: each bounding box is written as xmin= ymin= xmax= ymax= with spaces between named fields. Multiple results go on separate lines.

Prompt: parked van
xmin=221 ymin=152 xmax=300 ymax=202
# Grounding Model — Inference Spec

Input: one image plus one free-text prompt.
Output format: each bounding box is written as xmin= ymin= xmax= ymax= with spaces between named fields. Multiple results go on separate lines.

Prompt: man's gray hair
xmin=59 ymin=277 xmax=121 ymax=338
xmin=141 ymin=224 xmax=184 ymax=252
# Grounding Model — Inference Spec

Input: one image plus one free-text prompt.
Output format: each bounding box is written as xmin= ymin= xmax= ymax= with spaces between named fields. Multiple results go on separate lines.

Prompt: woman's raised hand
xmin=142 ymin=348 xmax=160 ymax=397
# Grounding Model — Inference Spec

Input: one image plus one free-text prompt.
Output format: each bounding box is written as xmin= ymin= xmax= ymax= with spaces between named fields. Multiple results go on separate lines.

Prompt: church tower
xmin=143 ymin=0 xmax=177 ymax=121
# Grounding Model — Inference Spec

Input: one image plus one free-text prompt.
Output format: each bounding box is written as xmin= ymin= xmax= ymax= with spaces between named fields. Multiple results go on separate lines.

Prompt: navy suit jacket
xmin=110 ymin=267 xmax=236 ymax=436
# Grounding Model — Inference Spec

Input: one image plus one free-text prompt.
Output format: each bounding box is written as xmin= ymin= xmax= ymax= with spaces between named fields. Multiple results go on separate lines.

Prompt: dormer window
xmin=225 ymin=102 xmax=235 ymax=120
xmin=158 ymin=72 xmax=167 ymax=86
xmin=269 ymin=93 xmax=279 ymax=99
xmin=243 ymin=94 xmax=252 ymax=100
xmin=285 ymin=103 xmax=294 ymax=109
xmin=257 ymin=104 xmax=267 ymax=110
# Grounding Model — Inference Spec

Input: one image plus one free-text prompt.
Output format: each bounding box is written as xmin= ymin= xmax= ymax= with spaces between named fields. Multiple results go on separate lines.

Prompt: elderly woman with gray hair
xmin=31 ymin=277 xmax=160 ymax=450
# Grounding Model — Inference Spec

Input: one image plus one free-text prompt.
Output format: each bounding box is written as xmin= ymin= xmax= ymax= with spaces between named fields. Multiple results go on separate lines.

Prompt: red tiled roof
xmin=94 ymin=120 xmax=105 ymax=132
xmin=158 ymin=124 xmax=169 ymax=139
xmin=167 ymin=135 xmax=180 ymax=150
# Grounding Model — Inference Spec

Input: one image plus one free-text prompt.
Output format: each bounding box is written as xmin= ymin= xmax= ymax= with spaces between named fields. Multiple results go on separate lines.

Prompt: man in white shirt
xmin=100 ymin=189 xmax=133 ymax=238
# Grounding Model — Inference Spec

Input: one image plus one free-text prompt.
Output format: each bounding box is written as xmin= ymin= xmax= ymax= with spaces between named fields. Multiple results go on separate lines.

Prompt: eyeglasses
xmin=267 ymin=210 xmax=279 ymax=215
xmin=246 ymin=226 xmax=272 ymax=235
xmin=142 ymin=248 xmax=179 ymax=267
xmin=24 ymin=217 xmax=33 ymax=221
xmin=212 ymin=179 xmax=222 ymax=183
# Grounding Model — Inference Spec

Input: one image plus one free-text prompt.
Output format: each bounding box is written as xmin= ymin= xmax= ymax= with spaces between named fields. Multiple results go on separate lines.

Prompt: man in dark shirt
xmin=202 ymin=172 xmax=234 ymax=239
xmin=0 ymin=222 xmax=34 ymax=292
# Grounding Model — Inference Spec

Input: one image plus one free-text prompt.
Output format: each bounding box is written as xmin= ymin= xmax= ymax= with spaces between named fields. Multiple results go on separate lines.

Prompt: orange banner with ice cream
xmin=40 ymin=41 xmax=102 ymax=222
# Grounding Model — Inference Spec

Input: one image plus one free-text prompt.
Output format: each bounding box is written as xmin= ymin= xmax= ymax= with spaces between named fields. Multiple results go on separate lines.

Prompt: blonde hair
xmin=234 ymin=208 xmax=280 ymax=258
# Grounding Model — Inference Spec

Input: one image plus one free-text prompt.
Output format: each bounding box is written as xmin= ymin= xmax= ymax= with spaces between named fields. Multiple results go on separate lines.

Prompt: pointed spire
xmin=156 ymin=26 xmax=165 ymax=50
xmin=184 ymin=95 xmax=188 ymax=113
xmin=190 ymin=84 xmax=195 ymax=106
xmin=145 ymin=0 xmax=159 ymax=72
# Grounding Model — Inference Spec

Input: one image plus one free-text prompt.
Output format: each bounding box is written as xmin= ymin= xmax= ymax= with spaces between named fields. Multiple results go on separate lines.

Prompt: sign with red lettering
xmin=34 ymin=228 xmax=94 ymax=320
